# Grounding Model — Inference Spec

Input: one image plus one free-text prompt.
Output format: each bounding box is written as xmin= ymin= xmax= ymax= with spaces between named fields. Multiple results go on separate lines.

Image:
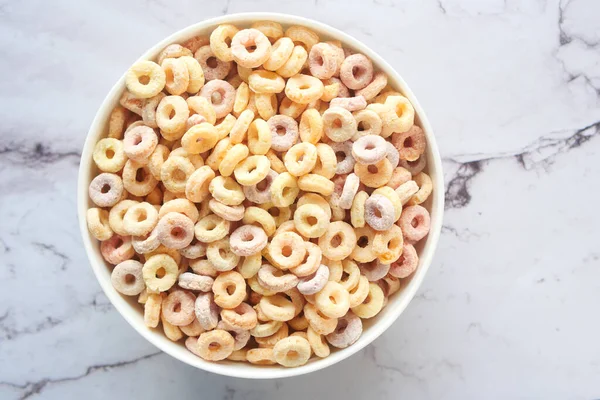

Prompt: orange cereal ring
xmin=354 ymin=158 xmax=393 ymax=188
xmin=161 ymin=57 xmax=189 ymax=96
xmin=276 ymin=45 xmax=307 ymax=78
xmin=268 ymin=231 xmax=306 ymax=269
xmin=263 ymin=37 xmax=294 ymax=71
xmin=392 ymin=124 xmax=426 ymax=162
xmin=197 ymin=330 xmax=235 ymax=361
xmin=408 ymin=172 xmax=433 ymax=206
xmin=101 ymin=234 xmax=134 ymax=265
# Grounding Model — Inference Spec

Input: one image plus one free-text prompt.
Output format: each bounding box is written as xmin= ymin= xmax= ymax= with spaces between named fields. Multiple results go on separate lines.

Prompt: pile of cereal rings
xmin=86 ymin=21 xmax=433 ymax=368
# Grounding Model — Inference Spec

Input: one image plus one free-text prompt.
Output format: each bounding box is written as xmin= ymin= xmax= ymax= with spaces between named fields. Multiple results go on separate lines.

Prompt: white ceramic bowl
xmin=77 ymin=12 xmax=444 ymax=379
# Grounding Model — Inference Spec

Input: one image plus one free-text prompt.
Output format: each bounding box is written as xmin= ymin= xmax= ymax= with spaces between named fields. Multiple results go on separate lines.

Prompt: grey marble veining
xmin=1 ymin=0 xmax=599 ymax=399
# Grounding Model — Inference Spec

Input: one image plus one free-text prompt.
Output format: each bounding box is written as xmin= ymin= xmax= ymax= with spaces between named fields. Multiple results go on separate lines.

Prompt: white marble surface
xmin=1 ymin=0 xmax=599 ymax=398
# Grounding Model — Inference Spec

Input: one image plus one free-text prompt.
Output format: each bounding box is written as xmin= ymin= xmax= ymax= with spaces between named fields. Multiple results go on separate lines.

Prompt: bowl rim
xmin=77 ymin=11 xmax=444 ymax=379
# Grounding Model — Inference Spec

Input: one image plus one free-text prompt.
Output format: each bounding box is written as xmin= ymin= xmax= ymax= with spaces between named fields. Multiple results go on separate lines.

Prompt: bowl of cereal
xmin=78 ymin=12 xmax=443 ymax=378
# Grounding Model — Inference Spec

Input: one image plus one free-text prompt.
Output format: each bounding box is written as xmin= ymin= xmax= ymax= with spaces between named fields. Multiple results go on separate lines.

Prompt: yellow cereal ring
xmin=209 ymin=176 xmax=245 ymax=206
xmin=285 ymin=74 xmax=324 ymax=105
xmin=194 ymin=214 xmax=230 ymax=243
xmin=273 ymin=336 xmax=311 ymax=367
xmin=299 ymin=109 xmax=323 ymax=144
xmin=297 ymin=174 xmax=334 ymax=196
xmin=160 ymin=156 xmax=194 ymax=193
xmin=248 ymin=70 xmax=285 ymax=94
xmin=408 ymin=172 xmax=433 ymax=206
xmin=93 ymin=138 xmax=127 ymax=173
xmin=263 ymin=37 xmax=294 ymax=71
xmin=318 ymin=221 xmax=356 ymax=261
xmin=181 ymin=122 xmax=219 ymax=154
xmin=251 ymin=20 xmax=284 ymax=43
xmin=373 ymin=224 xmax=404 ymax=264
xmin=270 ymin=172 xmax=299 ymax=207
xmin=276 ymin=45 xmax=307 ymax=78
xmin=234 ymin=155 xmax=270 ymax=186
xmin=351 ymin=282 xmax=384 ymax=318
xmin=247 ymin=118 xmax=272 ymax=155
xmin=255 ymin=93 xmax=278 ymax=120
xmin=229 ymin=109 xmax=254 ymax=144
xmin=278 ymin=97 xmax=307 ymax=119
xmin=218 ymin=143 xmax=249 ymax=177
xmin=142 ymin=254 xmax=178 ymax=292
xmin=86 ymin=208 xmax=113 ymax=241
xmin=351 ymin=226 xmax=377 ymax=263
xmin=311 ymin=143 xmax=337 ymax=179
xmin=187 ymin=96 xmax=217 ymax=125
xmin=284 ymin=143 xmax=318 ymax=176
xmin=233 ymin=82 xmax=250 ymax=116
xmin=185 ymin=165 xmax=215 ymax=203
xmin=210 ymin=24 xmax=239 ymax=62
xmin=180 ymin=56 xmax=205 ymax=94
xmin=206 ymin=137 xmax=232 ymax=171
xmin=293 ymin=203 xmax=330 ymax=238
xmin=285 ymin=26 xmax=319 ymax=53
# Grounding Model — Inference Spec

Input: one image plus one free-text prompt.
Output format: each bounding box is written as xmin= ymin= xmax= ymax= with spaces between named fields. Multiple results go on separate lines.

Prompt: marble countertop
xmin=1 ymin=0 xmax=599 ymax=398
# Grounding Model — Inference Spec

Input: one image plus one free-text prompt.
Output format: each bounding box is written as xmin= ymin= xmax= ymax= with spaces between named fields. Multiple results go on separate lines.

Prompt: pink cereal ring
xmin=297 ymin=264 xmax=330 ymax=295
xmin=156 ymin=212 xmax=195 ymax=249
xmin=209 ymin=199 xmax=245 ymax=222
xmin=339 ymin=173 xmax=360 ymax=209
xmin=178 ymin=272 xmax=214 ymax=292
xmin=230 ymin=225 xmax=268 ymax=256
xmin=267 ymin=114 xmax=299 ymax=151
xmin=243 ymin=169 xmax=278 ymax=204
xmin=398 ymin=154 xmax=427 ymax=176
xmin=179 ymin=240 xmax=207 ymax=259
xmin=364 ymin=194 xmax=395 ymax=231
xmin=330 ymin=141 xmax=355 ymax=175
xmin=257 ymin=263 xmax=299 ymax=292
xmin=194 ymin=45 xmax=232 ymax=81
xmin=185 ymin=114 xmax=207 ymax=130
xmin=326 ymin=310 xmax=362 ymax=348
xmin=340 ymin=54 xmax=374 ymax=90
xmin=89 ymin=173 xmax=124 ymax=208
xmin=352 ymin=135 xmax=388 ymax=165
xmin=217 ymin=320 xmax=251 ymax=350
xmin=132 ymin=226 xmax=160 ymax=254
xmin=194 ymin=292 xmax=220 ymax=330
xmin=123 ymin=125 xmax=158 ymax=162
xmin=231 ymin=29 xmax=272 ymax=68
xmin=385 ymin=141 xmax=400 ymax=169
xmin=163 ymin=290 xmax=196 ymax=326
xmin=100 ymin=234 xmax=134 ymax=265
xmin=389 ymin=243 xmax=419 ymax=278
xmin=308 ymin=43 xmax=338 ymax=80
xmin=111 ymin=260 xmax=145 ymax=296
xmin=359 ymin=259 xmax=390 ymax=281
xmin=199 ymin=79 xmax=235 ymax=119
xmin=398 ymin=205 xmax=431 ymax=243
xmin=329 ymin=96 xmax=367 ymax=112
